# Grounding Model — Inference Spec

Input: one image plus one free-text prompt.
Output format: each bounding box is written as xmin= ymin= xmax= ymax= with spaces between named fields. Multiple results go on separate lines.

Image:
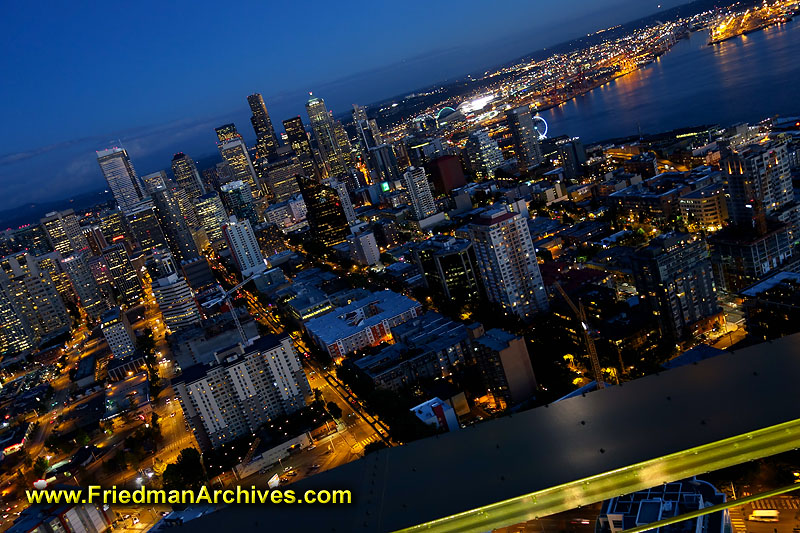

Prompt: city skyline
xmin=0 ymin=0 xmax=689 ymax=213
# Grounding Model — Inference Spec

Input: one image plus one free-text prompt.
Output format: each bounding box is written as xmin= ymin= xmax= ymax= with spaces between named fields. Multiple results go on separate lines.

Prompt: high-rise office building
xmin=261 ymin=155 xmax=303 ymax=203
xmin=464 ymin=129 xmax=505 ymax=180
xmin=402 ymin=166 xmax=437 ymax=220
xmin=0 ymin=282 xmax=36 ymax=355
xmin=215 ymin=123 xmax=239 ymax=143
xmin=556 ymin=137 xmax=587 ymax=180
xmin=283 ymin=116 xmax=318 ymax=179
xmin=247 ymin=93 xmax=279 ymax=160
xmin=83 ymin=226 xmax=108 ymax=256
xmin=0 ymin=252 xmax=70 ymax=342
xmin=40 ymin=209 xmax=88 ymax=256
xmin=101 ymin=307 xmax=136 ymax=359
xmin=173 ymin=335 xmax=311 ymax=451
xmin=97 ymin=147 xmax=146 ymax=212
xmin=219 ymin=180 xmax=258 ymax=226
xmin=632 ymin=232 xmax=720 ymax=340
xmin=151 ymin=186 xmax=199 ymax=264
xmin=171 ymin=152 xmax=206 ymax=202
xmin=306 ymin=94 xmax=349 ymax=178
xmin=34 ymin=251 xmax=77 ymax=304
xmin=468 ymin=208 xmax=548 ymax=320
xmin=102 ymin=243 xmax=143 ymax=307
xmin=218 ymin=138 xmax=260 ymax=194
xmin=125 ymin=199 xmax=169 ymax=253
xmin=9 ymin=224 xmax=52 ymax=256
xmin=222 ymin=217 xmax=266 ymax=277
xmin=368 ymin=144 xmax=401 ymax=184
xmin=353 ymin=104 xmax=383 ymax=151
xmin=297 ymin=176 xmax=350 ymax=248
xmin=505 ymin=106 xmax=543 ymax=171
xmin=141 ymin=171 xmax=168 ymax=194
xmin=171 ymin=184 xmax=199 ymax=228
xmin=88 ymin=255 xmax=114 ymax=300
xmin=99 ymin=209 xmax=128 ymax=246
xmin=152 ymin=273 xmax=201 ymax=332
xmin=412 ymin=236 xmax=481 ymax=303
xmin=195 ymin=192 xmax=228 ymax=246
xmin=324 ymin=178 xmax=356 ymax=225
xmin=61 ymin=250 xmax=111 ymax=320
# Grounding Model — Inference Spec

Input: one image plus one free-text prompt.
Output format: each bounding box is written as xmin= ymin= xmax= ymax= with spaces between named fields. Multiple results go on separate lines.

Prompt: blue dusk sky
xmin=0 ymin=0 xmax=687 ymax=213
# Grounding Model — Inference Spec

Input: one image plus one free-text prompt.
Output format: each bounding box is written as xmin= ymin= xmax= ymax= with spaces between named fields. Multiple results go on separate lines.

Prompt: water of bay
xmin=540 ymin=19 xmax=800 ymax=143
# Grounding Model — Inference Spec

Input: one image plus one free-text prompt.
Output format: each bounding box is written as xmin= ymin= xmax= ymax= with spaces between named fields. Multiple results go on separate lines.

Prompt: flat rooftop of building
xmin=740 ymin=270 xmax=800 ymax=297
xmin=305 ymin=290 xmax=420 ymax=346
xmin=186 ymin=332 xmax=800 ymax=533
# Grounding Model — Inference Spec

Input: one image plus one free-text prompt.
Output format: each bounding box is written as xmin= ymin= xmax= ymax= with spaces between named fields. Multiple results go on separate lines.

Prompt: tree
xmin=326 ymin=401 xmax=342 ymax=420
xmin=162 ymin=448 xmax=206 ymax=492
xmin=33 ymin=457 xmax=49 ymax=479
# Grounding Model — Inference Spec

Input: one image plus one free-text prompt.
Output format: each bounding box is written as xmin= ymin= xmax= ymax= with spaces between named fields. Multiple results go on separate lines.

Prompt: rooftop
xmin=305 ymin=290 xmax=420 ymax=346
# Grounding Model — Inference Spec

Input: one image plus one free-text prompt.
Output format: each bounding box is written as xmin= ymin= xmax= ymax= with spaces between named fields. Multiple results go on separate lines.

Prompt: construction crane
xmin=554 ymin=282 xmax=606 ymax=390
xmin=201 ymin=269 xmax=266 ymax=346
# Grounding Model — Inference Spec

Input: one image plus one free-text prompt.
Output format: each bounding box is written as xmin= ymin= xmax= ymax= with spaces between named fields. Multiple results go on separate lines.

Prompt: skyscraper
xmin=306 ymin=94 xmax=349 ymax=178
xmin=141 ymin=171 xmax=168 ymax=194
xmin=40 ymin=209 xmax=88 ymax=256
xmin=125 ymin=199 xmax=169 ymax=254
xmin=632 ymin=232 xmax=720 ymax=340
xmin=247 ymin=93 xmax=279 ymax=160
xmin=218 ymin=137 xmax=260 ymax=195
xmin=171 ymin=152 xmax=206 ymax=202
xmin=0 ymin=282 xmax=35 ymax=355
xmin=61 ymin=250 xmax=111 ymax=320
xmin=556 ymin=137 xmax=587 ymax=180
xmin=402 ymin=166 xmax=437 ymax=220
xmin=99 ymin=209 xmax=128 ymax=246
xmin=298 ymin=176 xmax=350 ymax=248
xmin=505 ymin=106 xmax=543 ymax=171
xmin=283 ymin=116 xmax=318 ymax=179
xmin=102 ymin=243 xmax=143 ymax=307
xmin=152 ymin=273 xmax=201 ymax=332
xmin=0 ymin=252 xmax=70 ymax=342
xmin=324 ymin=178 xmax=356 ymax=225
xmin=368 ymin=144 xmax=401 ymax=184
xmin=219 ymin=180 xmax=258 ymax=226
xmin=222 ymin=217 xmax=266 ymax=277
xmin=215 ymin=123 xmax=239 ymax=143
xmin=97 ymin=147 xmax=146 ymax=212
xmin=195 ymin=192 xmax=228 ymax=246
xmin=464 ymin=129 xmax=505 ymax=180
xmin=468 ymin=208 xmax=548 ymax=320
xmin=412 ymin=236 xmax=481 ymax=303
xmin=353 ymin=104 xmax=382 ymax=152
xmin=151 ymin=186 xmax=199 ymax=264
xmin=261 ymin=155 xmax=303 ymax=203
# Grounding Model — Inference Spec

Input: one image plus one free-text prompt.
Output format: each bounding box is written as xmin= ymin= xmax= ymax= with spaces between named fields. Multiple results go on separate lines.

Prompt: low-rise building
xmin=305 ymin=290 xmax=422 ymax=358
